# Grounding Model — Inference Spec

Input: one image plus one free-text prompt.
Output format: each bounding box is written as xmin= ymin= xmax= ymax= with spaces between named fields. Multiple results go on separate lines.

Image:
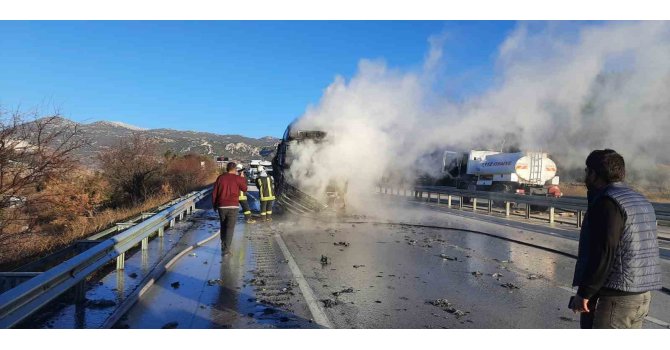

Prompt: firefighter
xmin=237 ymin=164 xmax=255 ymax=224
xmin=256 ymin=166 xmax=275 ymax=221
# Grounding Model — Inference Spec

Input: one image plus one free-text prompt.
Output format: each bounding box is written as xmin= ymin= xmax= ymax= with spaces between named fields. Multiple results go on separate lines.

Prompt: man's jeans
xmin=580 ymin=291 xmax=651 ymax=329
xmin=217 ymin=207 xmax=238 ymax=251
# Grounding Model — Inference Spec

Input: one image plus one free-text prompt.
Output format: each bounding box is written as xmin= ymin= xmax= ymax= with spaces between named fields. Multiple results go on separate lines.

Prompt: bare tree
xmin=0 ymin=108 xmax=87 ymax=244
xmin=98 ymin=134 xmax=164 ymax=206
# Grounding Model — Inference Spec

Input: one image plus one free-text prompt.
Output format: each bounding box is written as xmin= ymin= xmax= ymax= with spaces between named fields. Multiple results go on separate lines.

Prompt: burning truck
xmin=271 ymin=122 xmax=347 ymax=214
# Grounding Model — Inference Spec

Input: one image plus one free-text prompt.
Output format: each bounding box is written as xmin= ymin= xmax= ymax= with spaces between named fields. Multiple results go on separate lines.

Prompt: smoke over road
xmin=288 ymin=22 xmax=670 ymax=209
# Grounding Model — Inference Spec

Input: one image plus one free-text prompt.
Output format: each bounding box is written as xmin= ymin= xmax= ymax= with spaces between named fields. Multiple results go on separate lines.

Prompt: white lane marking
xmin=558 ymin=286 xmax=576 ymax=293
xmin=645 ymin=315 xmax=670 ymax=328
xmin=274 ymin=232 xmax=333 ymax=328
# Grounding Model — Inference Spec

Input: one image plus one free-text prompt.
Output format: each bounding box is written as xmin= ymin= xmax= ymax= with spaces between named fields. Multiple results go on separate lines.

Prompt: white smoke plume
xmin=288 ymin=21 xmax=670 ymax=209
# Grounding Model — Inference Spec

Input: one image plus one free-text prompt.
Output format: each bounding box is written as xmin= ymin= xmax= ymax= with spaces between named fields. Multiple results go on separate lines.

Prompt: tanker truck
xmin=440 ymin=150 xmax=562 ymax=198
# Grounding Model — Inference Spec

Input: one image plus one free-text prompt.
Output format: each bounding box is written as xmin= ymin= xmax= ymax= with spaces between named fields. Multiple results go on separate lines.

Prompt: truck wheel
xmin=490 ymin=183 xmax=511 ymax=208
xmin=457 ymin=182 xmax=472 ymax=205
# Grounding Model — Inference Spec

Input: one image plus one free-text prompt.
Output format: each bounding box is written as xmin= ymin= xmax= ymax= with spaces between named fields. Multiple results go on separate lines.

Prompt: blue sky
xmin=0 ymin=21 xmax=516 ymax=138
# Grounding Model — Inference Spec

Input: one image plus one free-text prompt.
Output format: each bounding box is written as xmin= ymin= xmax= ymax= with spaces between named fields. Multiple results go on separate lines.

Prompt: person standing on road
xmin=212 ymin=162 xmax=248 ymax=255
xmin=236 ymin=164 xmax=256 ymax=224
xmin=571 ymin=149 xmax=662 ymax=328
xmin=256 ymin=166 xmax=275 ymax=221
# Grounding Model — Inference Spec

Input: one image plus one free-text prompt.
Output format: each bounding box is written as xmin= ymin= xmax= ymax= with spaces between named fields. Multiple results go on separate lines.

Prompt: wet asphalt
xmin=112 ymin=192 xmax=670 ymax=329
xmin=119 ymin=191 xmax=318 ymax=329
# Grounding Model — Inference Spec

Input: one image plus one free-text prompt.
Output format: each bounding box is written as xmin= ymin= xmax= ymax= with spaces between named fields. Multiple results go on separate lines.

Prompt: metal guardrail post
xmin=447 ymin=195 xmax=452 ymax=208
xmin=169 ymin=218 xmax=175 ymax=228
xmin=158 ymin=226 xmax=164 ymax=237
xmin=549 ymin=207 xmax=555 ymax=224
xmin=488 ymin=199 xmax=492 ymax=214
xmin=116 ymin=272 xmax=124 ymax=299
xmin=116 ymin=252 xmax=125 ymax=270
xmin=141 ymin=237 xmax=149 ymax=251
xmin=437 ymin=193 xmax=441 ymax=204
xmin=427 ymin=192 xmax=431 ymax=203
xmin=577 ymin=211 xmax=583 ymax=228
xmin=459 ymin=196 xmax=463 ymax=209
xmin=473 ymin=198 xmax=477 ymax=212
xmin=74 ymin=281 xmax=86 ymax=304
xmin=525 ymin=204 xmax=531 ymax=219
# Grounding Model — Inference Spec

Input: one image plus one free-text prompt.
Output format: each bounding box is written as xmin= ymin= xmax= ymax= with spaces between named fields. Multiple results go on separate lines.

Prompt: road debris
xmin=493 ymin=259 xmax=512 ymax=263
xmin=207 ymin=279 xmax=223 ymax=286
xmin=452 ymin=310 xmax=468 ymax=318
xmin=249 ymin=278 xmax=266 ymax=286
xmin=427 ymin=299 xmax=469 ymax=318
xmin=353 ymin=264 xmax=365 ymax=268
xmin=170 ymin=281 xmax=180 ymax=289
xmin=334 ymin=241 xmax=350 ymax=247
xmin=407 ymin=240 xmax=417 ymax=246
xmin=321 ymin=299 xmax=338 ymax=308
xmin=438 ymin=254 xmax=458 ymax=261
xmin=188 ymin=253 xmax=197 ymax=257
xmin=471 ymin=271 xmax=483 ymax=277
xmin=287 ymin=281 xmax=299 ymax=287
xmin=128 ymin=272 xmax=138 ymax=279
xmin=332 ymin=287 xmax=355 ymax=297
xmin=559 ymin=316 xmax=576 ymax=322
xmin=500 ymin=282 xmax=520 ymax=290
xmin=427 ymin=299 xmax=452 ymax=308
xmin=320 ymin=255 xmax=330 ymax=265
xmin=491 ymin=272 xmax=503 ymax=279
xmin=527 ymin=274 xmax=542 ymax=280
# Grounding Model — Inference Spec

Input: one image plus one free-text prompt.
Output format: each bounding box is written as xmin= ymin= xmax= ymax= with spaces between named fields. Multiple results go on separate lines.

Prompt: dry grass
xmin=560 ymin=182 xmax=670 ymax=203
xmin=0 ymin=192 xmax=176 ymax=270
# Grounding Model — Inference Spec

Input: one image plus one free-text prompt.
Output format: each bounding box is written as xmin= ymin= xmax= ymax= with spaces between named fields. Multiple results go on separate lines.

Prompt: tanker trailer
xmin=441 ymin=150 xmax=562 ymax=203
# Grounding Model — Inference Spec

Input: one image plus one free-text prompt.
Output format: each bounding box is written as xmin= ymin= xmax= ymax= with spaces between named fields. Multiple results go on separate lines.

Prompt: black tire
xmin=457 ymin=181 xmax=473 ymax=205
xmin=490 ymin=183 xmax=512 ymax=208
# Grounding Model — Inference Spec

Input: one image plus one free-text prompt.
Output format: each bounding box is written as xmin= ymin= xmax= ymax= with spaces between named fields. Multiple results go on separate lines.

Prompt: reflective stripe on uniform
xmin=243 ymin=211 xmax=251 ymax=215
xmin=259 ymin=177 xmax=276 ymax=201
xmin=239 ymin=190 xmax=247 ymax=201
xmin=260 ymin=212 xmax=266 ymax=216
xmin=266 ymin=211 xmax=272 ymax=215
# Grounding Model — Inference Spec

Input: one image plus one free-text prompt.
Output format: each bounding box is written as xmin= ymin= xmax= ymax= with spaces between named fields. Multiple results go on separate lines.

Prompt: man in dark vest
xmin=212 ymin=162 xmax=248 ymax=256
xmin=571 ymin=149 xmax=662 ymax=328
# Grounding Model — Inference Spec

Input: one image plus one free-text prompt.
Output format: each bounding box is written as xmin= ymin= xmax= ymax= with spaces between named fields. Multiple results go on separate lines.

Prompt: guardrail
xmin=0 ymin=187 xmax=212 ymax=328
xmin=10 ymin=194 xmax=201 ymax=275
xmin=380 ymin=185 xmax=670 ymax=227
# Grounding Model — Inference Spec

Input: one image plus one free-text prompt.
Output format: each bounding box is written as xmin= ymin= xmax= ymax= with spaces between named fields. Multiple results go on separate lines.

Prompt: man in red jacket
xmin=212 ymin=162 xmax=248 ymax=255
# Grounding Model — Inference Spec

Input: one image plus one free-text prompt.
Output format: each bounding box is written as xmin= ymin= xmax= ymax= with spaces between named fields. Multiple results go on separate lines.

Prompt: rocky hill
xmin=38 ymin=117 xmax=280 ymax=167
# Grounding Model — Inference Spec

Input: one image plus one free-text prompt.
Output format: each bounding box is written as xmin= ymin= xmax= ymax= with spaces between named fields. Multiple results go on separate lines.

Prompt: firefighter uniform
xmin=239 ymin=190 xmax=255 ymax=223
xmin=256 ymin=175 xmax=275 ymax=221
